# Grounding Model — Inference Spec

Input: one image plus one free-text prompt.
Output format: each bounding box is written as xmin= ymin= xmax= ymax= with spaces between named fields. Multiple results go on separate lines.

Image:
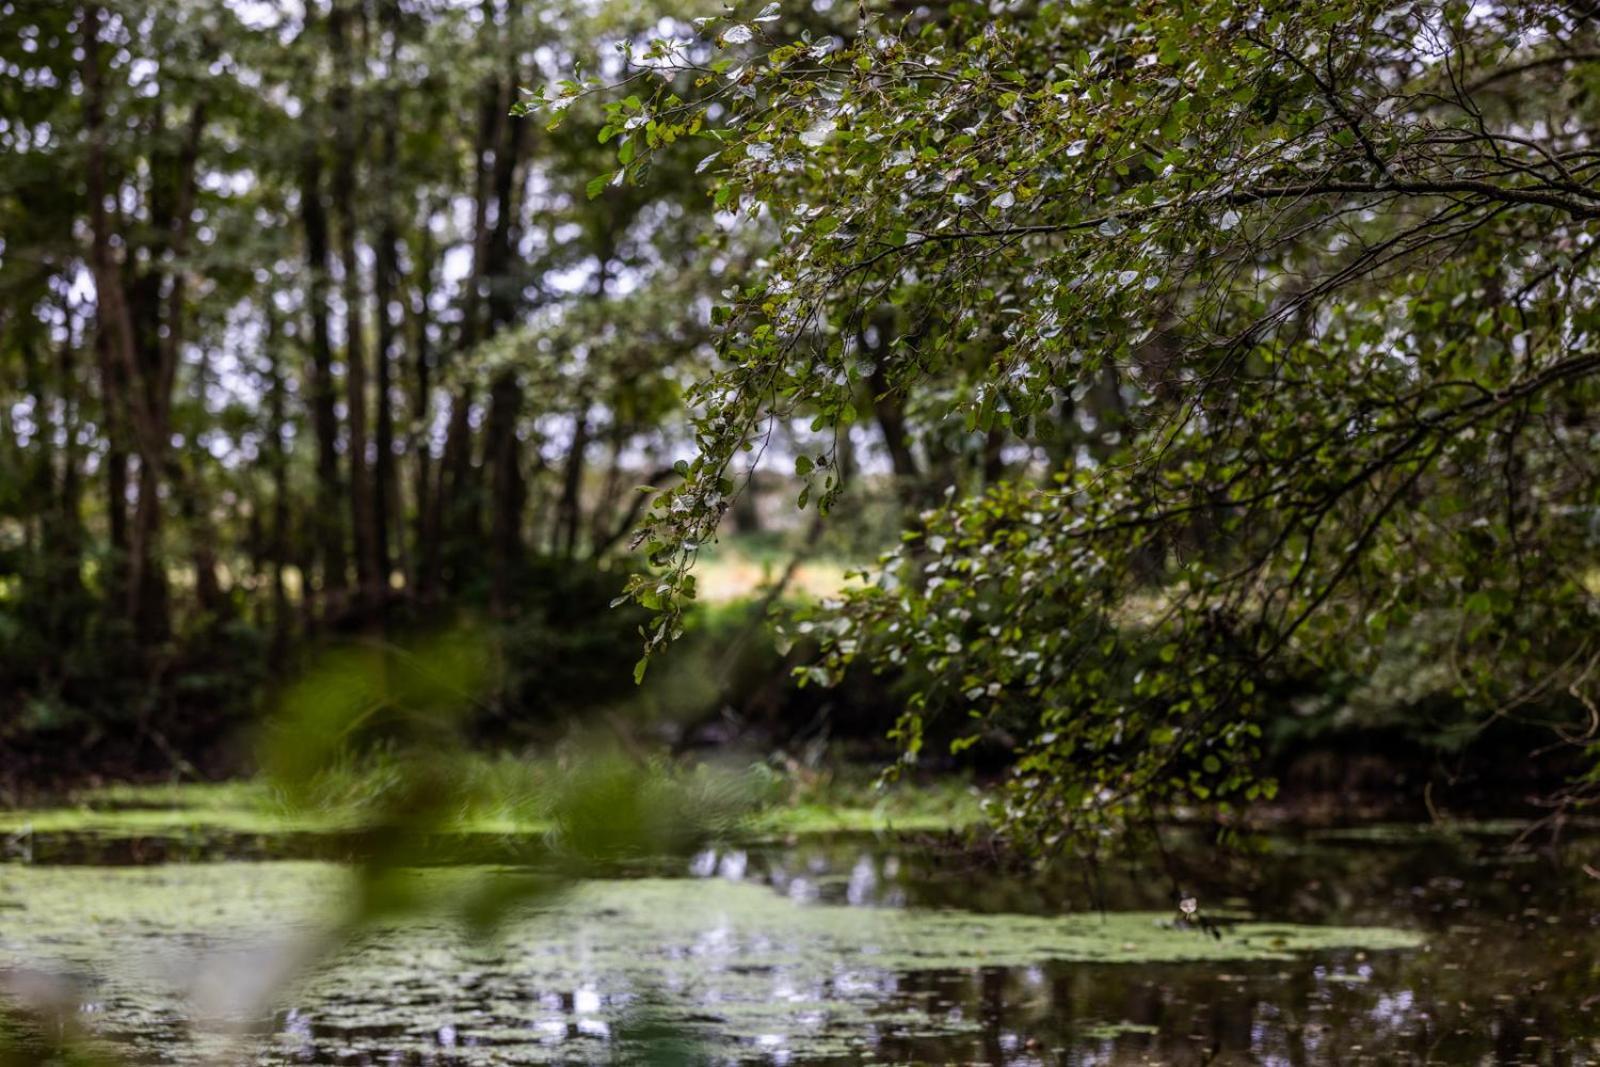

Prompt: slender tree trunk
xmin=183 ymin=347 xmax=225 ymax=621
xmin=82 ymin=3 xmax=137 ymax=602
xmin=485 ymin=377 xmax=526 ymax=615
xmin=128 ymin=458 xmax=167 ymax=635
xmin=55 ymin=324 xmax=85 ymax=590
xmin=20 ymin=326 xmax=84 ymax=653
xmin=481 ymin=9 xmax=530 ymax=602
xmin=461 ymin=46 xmax=501 ymax=343
xmin=330 ymin=0 xmax=382 ymax=611
xmin=483 ymin=63 xmax=525 ymax=335
xmin=428 ymin=391 xmax=475 ymax=591
xmin=549 ymin=229 xmax=614 ymax=561
xmin=20 ymin=341 xmax=55 ymax=549
xmin=126 ymin=265 xmax=169 ymax=639
xmin=151 ymin=81 xmax=210 ymax=635
xmin=296 ymin=536 xmax=318 ymax=636
xmin=420 ymin=62 xmax=501 ymax=597
xmin=588 ymin=428 xmax=629 ymax=547
xmin=299 ymin=141 xmax=348 ymax=612
xmin=982 ymin=425 xmax=1007 ymax=485
xmin=266 ymin=316 xmax=292 ymax=665
xmin=92 ymin=324 xmax=131 ymax=592
xmin=553 ymin=404 xmax=589 ymax=559
xmin=83 ymin=4 xmax=173 ymax=640
xmin=408 ymin=222 xmax=437 ymax=595
xmin=373 ymin=210 xmax=399 ymax=594
xmin=371 ymin=0 xmax=404 ymax=591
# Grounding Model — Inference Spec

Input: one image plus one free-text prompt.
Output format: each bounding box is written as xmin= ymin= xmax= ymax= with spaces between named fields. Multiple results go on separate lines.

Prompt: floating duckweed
xmin=0 ymin=862 xmax=1423 ymax=1064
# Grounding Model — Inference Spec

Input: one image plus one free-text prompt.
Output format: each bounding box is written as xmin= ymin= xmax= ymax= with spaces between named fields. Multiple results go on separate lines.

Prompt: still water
xmin=0 ymin=820 xmax=1596 ymax=1064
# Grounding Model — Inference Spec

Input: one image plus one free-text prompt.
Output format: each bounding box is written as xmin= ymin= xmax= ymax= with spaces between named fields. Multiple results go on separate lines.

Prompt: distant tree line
xmin=1 ymin=1 xmax=1037 ymax=777
xmin=0 ymin=1 xmax=734 ymax=766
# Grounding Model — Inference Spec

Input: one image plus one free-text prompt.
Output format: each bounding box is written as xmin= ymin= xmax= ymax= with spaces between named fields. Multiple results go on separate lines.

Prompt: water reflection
xmin=0 ymin=826 xmax=1596 ymax=1064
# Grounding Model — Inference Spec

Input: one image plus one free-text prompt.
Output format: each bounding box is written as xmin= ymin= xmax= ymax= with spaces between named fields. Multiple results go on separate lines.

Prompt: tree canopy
xmin=8 ymin=0 xmax=1600 ymax=836
xmin=554 ymin=0 xmax=1600 ymax=845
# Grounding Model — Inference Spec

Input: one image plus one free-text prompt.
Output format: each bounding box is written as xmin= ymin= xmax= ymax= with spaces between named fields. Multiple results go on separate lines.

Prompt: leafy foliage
xmin=550 ymin=0 xmax=1600 ymax=844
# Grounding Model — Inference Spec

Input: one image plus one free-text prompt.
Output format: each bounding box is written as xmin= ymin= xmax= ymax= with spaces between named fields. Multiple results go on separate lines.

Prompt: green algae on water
xmin=0 ymin=781 xmax=331 ymax=837
xmin=1081 ymin=1020 xmax=1161 ymax=1039
xmin=0 ymin=862 xmax=1423 ymax=1064
xmin=0 ymin=775 xmax=985 ymax=845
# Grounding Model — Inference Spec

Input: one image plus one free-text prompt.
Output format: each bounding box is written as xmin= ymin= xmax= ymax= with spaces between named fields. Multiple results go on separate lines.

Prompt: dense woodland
xmin=5 ymin=0 xmax=1600 ymax=846
xmin=0 ymin=0 xmax=1054 ymax=782
xmin=6 ymin=4 xmax=1600 ymax=1063
xmin=2 ymin=0 xmax=736 ymax=769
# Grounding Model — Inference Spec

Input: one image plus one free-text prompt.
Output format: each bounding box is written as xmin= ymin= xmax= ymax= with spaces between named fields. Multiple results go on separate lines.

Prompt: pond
xmin=0 ymin=806 xmax=1596 ymax=1064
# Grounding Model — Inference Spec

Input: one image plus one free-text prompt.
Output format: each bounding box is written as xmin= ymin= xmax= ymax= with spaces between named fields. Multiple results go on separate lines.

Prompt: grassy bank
xmin=0 ymin=761 xmax=987 ymax=843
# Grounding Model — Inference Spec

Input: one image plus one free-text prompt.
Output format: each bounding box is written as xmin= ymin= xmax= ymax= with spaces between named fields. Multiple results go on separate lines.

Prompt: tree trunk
xmin=266 ymin=316 xmax=292 ymax=665
xmin=867 ymin=362 xmax=920 ymax=494
xmin=371 ymin=0 xmax=404 ymax=591
xmin=588 ymin=428 xmax=630 ymax=546
xmin=420 ymin=60 xmax=501 ymax=596
xmin=182 ymin=348 xmax=226 ymax=621
xmin=128 ymin=457 xmax=167 ymax=637
xmin=553 ymin=405 xmax=590 ymax=559
xmin=427 ymin=390 xmax=476 ymax=591
xmin=373 ymin=211 xmax=399 ymax=596
xmin=482 ymin=5 xmax=529 ymax=601
xmin=53 ymin=324 xmax=85 ymax=596
xmin=408 ymin=220 xmax=437 ymax=594
xmin=329 ymin=0 xmax=383 ymax=612
xmin=93 ymin=323 xmax=131 ymax=597
xmin=485 ymin=377 xmax=526 ymax=615
xmin=299 ymin=141 xmax=348 ymax=612
xmin=982 ymin=425 xmax=1007 ymax=485
xmin=82 ymin=4 xmax=174 ymax=640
